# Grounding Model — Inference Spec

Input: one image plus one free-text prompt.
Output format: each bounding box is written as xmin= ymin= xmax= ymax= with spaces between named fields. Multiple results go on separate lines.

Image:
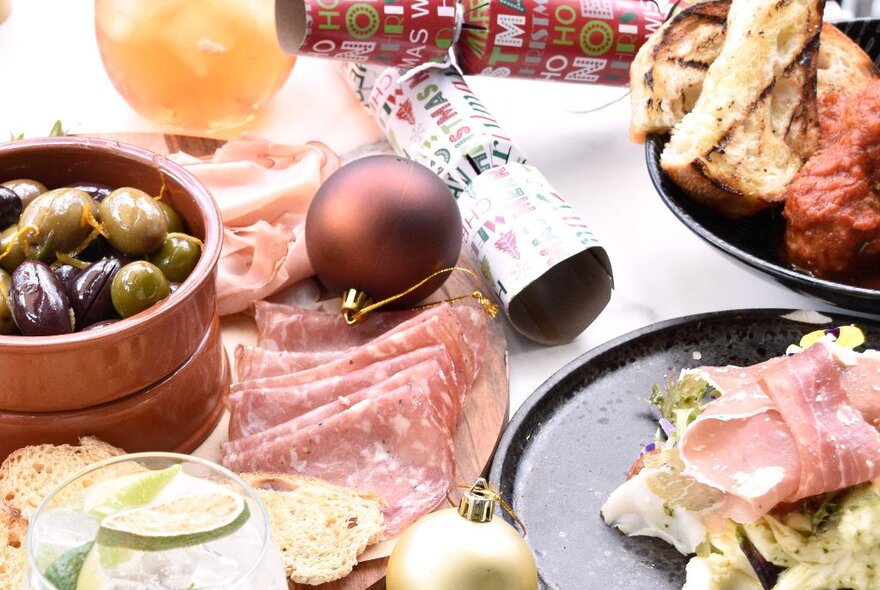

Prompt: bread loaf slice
xmin=242 ymin=472 xmax=385 ymax=586
xmin=659 ymin=0 xmax=824 ymax=218
xmin=0 ymin=502 xmax=27 ymax=589
xmin=630 ymin=0 xmax=878 ymax=143
xmin=0 ymin=436 xmax=125 ymax=519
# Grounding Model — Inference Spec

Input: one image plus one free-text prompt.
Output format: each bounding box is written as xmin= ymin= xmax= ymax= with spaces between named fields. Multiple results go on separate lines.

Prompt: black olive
xmin=0 ymin=186 xmax=22 ymax=228
xmin=54 ymin=264 xmax=79 ymax=292
xmin=65 ymin=181 xmax=114 ymax=203
xmin=9 ymin=260 xmax=74 ymax=336
xmin=68 ymin=257 xmax=128 ymax=329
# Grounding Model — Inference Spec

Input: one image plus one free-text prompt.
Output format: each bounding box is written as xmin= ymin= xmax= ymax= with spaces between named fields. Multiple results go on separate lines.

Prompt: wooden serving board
xmin=89 ymin=133 xmax=510 ymax=590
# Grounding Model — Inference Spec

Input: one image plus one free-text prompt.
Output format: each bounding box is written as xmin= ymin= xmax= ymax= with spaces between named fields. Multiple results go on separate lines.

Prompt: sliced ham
xmin=223 ymin=357 xmax=458 ymax=460
xmin=681 ymin=342 xmax=880 ymax=522
xmin=228 ymin=345 xmax=459 ymax=439
xmin=223 ymin=382 xmax=456 ymax=537
xmin=171 ymin=138 xmax=340 ymax=315
xmin=254 ymin=301 xmax=415 ymax=352
xmin=235 ymin=346 xmax=344 ymax=381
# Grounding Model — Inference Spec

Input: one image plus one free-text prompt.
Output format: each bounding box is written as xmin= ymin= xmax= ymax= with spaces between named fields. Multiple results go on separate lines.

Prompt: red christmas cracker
xmin=456 ymin=0 xmax=670 ymax=84
xmin=276 ymin=0 xmax=460 ymax=66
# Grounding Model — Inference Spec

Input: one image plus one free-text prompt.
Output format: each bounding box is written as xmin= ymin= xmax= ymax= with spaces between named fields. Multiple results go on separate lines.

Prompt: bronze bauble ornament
xmin=305 ymin=155 xmax=462 ymax=309
xmin=386 ymin=479 xmax=538 ymax=590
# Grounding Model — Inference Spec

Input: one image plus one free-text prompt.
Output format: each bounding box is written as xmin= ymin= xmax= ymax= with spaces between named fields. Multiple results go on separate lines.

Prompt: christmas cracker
xmin=276 ymin=0 xmax=461 ymax=67
xmin=280 ymin=0 xmax=692 ymax=85
xmin=342 ymin=63 xmax=613 ymax=342
xmin=456 ymin=0 xmax=668 ymax=84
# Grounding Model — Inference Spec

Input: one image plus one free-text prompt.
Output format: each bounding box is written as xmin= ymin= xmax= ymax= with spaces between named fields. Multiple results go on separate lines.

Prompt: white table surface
xmin=0 ymin=0 xmax=845 ymax=424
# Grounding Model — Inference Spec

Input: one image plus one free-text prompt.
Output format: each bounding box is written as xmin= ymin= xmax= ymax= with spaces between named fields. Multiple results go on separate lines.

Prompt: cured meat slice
xmin=222 ymin=383 xmax=455 ymax=537
xmin=231 ymin=304 xmax=473 ymax=395
xmin=838 ymin=352 xmax=880 ymax=427
xmin=254 ymin=301 xmax=414 ymax=352
xmin=224 ymin=357 xmax=458 ymax=459
xmin=681 ymin=343 xmax=880 ymax=521
xmin=235 ymin=346 xmax=343 ymax=381
xmin=227 ymin=346 xmax=459 ymax=440
xmin=687 ymin=357 xmax=785 ymax=421
xmin=758 ymin=343 xmax=880 ymax=500
xmin=681 ymin=410 xmax=801 ymax=519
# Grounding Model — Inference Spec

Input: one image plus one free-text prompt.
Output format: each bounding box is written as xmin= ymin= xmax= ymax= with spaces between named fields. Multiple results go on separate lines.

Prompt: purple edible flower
xmin=659 ymin=418 xmax=676 ymax=438
xmin=642 ymin=442 xmax=657 ymax=455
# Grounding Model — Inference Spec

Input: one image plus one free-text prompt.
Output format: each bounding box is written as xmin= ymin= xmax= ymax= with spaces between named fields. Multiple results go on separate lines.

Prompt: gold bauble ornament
xmin=386 ymin=479 xmax=538 ymax=590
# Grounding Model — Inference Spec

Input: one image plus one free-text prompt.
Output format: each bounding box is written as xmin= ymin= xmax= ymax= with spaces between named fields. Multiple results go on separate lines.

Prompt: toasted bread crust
xmin=630 ymin=0 xmax=879 ymax=144
xmin=658 ymin=0 xmax=824 ymax=218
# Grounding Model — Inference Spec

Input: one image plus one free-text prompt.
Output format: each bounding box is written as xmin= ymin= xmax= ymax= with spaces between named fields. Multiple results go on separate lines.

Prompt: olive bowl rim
xmin=0 ymin=136 xmax=222 ymax=349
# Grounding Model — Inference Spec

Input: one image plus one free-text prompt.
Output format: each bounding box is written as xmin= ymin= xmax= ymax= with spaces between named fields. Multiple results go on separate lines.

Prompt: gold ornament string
xmin=445 ymin=482 xmax=528 ymax=536
xmin=342 ymin=266 xmax=500 ymax=325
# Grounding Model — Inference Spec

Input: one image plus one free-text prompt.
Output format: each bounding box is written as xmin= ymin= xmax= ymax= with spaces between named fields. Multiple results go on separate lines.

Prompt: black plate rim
xmin=645 ymin=136 xmax=880 ymax=302
xmin=489 ymin=307 xmax=878 ymax=489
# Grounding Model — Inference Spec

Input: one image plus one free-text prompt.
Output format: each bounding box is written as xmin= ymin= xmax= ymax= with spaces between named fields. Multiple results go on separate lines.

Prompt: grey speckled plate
xmin=489 ymin=309 xmax=880 ymax=590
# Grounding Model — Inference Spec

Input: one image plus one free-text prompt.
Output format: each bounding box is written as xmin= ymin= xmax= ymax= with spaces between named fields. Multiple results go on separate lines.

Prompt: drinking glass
xmin=95 ymin=0 xmax=296 ymax=132
xmin=27 ymin=452 xmax=287 ymax=589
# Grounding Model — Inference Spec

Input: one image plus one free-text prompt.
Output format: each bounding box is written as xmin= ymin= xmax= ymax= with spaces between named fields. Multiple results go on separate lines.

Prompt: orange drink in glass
xmin=95 ymin=0 xmax=296 ymax=132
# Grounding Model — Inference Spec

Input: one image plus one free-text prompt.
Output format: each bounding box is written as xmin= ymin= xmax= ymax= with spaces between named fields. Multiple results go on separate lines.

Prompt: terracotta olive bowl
xmin=0 ymin=137 xmax=227 ymax=456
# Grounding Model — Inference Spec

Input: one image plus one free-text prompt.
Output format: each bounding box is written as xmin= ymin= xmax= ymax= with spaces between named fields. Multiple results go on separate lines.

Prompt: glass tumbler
xmin=95 ymin=0 xmax=296 ymax=132
xmin=26 ymin=452 xmax=287 ymax=590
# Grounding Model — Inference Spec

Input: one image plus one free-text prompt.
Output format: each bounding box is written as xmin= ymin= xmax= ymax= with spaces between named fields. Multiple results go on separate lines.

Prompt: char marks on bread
xmin=629 ymin=0 xmax=879 ymax=143
xmin=659 ymin=0 xmax=824 ymax=218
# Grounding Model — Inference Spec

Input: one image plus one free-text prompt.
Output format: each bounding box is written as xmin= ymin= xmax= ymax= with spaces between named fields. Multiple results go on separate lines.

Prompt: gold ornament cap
xmin=458 ymin=478 xmax=495 ymax=523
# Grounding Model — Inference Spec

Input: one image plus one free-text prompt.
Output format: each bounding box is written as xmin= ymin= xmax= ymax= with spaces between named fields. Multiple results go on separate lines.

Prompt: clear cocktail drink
xmin=27 ymin=453 xmax=287 ymax=589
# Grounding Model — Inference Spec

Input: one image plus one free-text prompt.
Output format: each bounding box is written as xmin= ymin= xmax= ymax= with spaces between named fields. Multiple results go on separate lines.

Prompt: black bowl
xmin=646 ymin=18 xmax=880 ymax=315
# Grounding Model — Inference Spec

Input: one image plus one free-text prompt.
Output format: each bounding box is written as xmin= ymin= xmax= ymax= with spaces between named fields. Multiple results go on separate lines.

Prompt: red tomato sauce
xmin=783 ymin=81 xmax=880 ymax=283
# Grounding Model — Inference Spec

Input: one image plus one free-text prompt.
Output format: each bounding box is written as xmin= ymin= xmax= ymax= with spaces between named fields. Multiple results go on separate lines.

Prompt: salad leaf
xmin=649 ymin=373 xmax=717 ymax=447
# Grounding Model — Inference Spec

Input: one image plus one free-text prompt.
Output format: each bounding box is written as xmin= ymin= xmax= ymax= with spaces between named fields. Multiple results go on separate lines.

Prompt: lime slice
xmin=97 ymin=490 xmax=250 ymax=552
xmin=75 ymin=545 xmax=108 ymax=590
xmin=43 ymin=542 xmax=93 ymax=590
xmin=83 ymin=464 xmax=181 ymax=520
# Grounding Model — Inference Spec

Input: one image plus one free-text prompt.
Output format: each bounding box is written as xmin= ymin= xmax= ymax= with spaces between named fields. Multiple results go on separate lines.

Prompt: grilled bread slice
xmin=659 ymin=0 xmax=824 ymax=218
xmin=630 ymin=0 xmax=879 ymax=142
xmin=629 ymin=0 xmax=729 ymax=142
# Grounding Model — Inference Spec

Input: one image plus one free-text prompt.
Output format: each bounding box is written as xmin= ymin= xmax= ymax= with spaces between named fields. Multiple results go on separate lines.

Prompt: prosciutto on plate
xmin=680 ymin=342 xmax=880 ymax=521
xmin=223 ymin=302 xmax=490 ymax=536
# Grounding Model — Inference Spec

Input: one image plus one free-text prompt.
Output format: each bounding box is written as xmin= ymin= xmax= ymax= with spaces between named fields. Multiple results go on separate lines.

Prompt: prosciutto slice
xmin=758 ymin=344 xmax=880 ymax=500
xmin=224 ymin=379 xmax=456 ymax=537
xmin=680 ymin=343 xmax=880 ymax=522
xmin=254 ymin=301 xmax=414 ymax=352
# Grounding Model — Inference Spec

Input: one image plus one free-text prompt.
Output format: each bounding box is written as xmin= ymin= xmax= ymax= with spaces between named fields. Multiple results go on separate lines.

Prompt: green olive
xmin=158 ymin=201 xmax=186 ymax=234
xmin=111 ymin=261 xmax=170 ymax=318
xmin=99 ymin=188 xmax=167 ymax=256
xmin=148 ymin=233 xmax=201 ymax=282
xmin=0 ymin=226 xmax=25 ymax=273
xmin=18 ymin=188 xmax=99 ymax=259
xmin=1 ymin=178 xmax=47 ymax=209
xmin=0 ymin=268 xmax=16 ymax=334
